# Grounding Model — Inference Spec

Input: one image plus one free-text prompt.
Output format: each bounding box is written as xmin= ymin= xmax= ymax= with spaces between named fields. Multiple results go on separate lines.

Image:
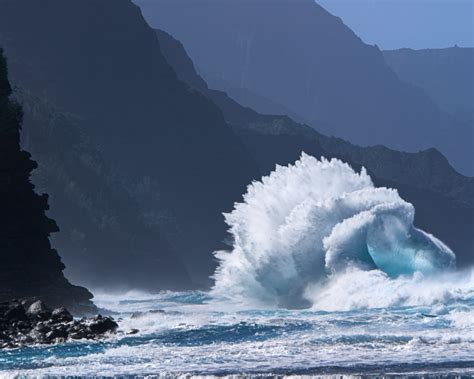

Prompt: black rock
xmin=0 ymin=300 xmax=119 ymax=348
xmin=26 ymin=301 xmax=52 ymax=321
xmin=0 ymin=49 xmax=96 ymax=313
xmin=69 ymin=330 xmax=87 ymax=340
xmin=126 ymin=329 xmax=139 ymax=335
xmin=88 ymin=315 xmax=118 ymax=335
xmin=3 ymin=303 xmax=27 ymax=322
xmin=12 ymin=320 xmax=31 ymax=331
xmin=30 ymin=322 xmax=51 ymax=336
xmin=46 ymin=328 xmax=68 ymax=341
xmin=51 ymin=307 xmax=73 ymax=323
xmin=0 ymin=333 xmax=12 ymax=342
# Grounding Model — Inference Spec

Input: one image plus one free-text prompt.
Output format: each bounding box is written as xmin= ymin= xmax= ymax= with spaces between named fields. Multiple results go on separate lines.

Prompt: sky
xmin=317 ymin=0 xmax=473 ymax=50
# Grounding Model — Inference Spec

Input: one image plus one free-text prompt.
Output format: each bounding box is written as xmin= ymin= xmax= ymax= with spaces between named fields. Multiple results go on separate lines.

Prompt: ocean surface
xmin=1 ymin=287 xmax=474 ymax=378
xmin=2 ymin=156 xmax=473 ymax=378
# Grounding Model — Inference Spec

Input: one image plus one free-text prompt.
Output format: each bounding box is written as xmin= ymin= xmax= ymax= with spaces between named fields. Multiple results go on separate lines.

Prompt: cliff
xmin=0 ymin=49 xmax=95 ymax=314
xmin=146 ymin=0 xmax=472 ymax=175
xmin=0 ymin=0 xmax=260 ymax=286
xmin=155 ymin=28 xmax=474 ymax=267
xmin=16 ymin=88 xmax=191 ymax=290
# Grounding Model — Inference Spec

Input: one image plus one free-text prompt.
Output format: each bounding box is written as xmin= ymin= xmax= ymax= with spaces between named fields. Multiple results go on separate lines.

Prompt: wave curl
xmin=211 ymin=154 xmax=456 ymax=308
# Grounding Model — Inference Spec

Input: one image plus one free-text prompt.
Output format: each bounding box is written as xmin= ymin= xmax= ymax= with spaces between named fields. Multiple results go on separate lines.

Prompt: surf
xmin=211 ymin=154 xmax=456 ymax=308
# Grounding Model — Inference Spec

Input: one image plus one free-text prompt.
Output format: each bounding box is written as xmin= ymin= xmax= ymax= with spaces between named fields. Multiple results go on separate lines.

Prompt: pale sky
xmin=317 ymin=0 xmax=473 ymax=50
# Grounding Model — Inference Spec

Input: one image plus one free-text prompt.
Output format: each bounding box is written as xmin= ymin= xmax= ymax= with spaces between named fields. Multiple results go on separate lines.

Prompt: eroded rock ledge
xmin=0 ymin=299 xmax=118 ymax=348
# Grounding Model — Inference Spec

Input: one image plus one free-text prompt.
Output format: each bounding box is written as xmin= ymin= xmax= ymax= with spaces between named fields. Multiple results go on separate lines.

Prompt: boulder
xmin=3 ymin=302 xmax=27 ymax=322
xmin=88 ymin=315 xmax=118 ymax=335
xmin=0 ymin=332 xmax=11 ymax=342
xmin=0 ymin=300 xmax=118 ymax=348
xmin=26 ymin=300 xmax=52 ymax=321
xmin=46 ymin=327 xmax=68 ymax=341
xmin=51 ymin=307 xmax=73 ymax=323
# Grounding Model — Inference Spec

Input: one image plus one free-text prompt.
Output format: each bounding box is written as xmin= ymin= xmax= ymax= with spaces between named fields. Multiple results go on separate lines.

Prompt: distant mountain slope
xmin=155 ymin=28 xmax=474 ymax=267
xmin=383 ymin=47 xmax=474 ymax=123
xmin=16 ymin=88 xmax=191 ymax=291
xmin=156 ymin=29 xmax=474 ymax=207
xmin=0 ymin=49 xmax=94 ymax=313
xmin=0 ymin=0 xmax=259 ymax=286
xmin=145 ymin=0 xmax=472 ymax=175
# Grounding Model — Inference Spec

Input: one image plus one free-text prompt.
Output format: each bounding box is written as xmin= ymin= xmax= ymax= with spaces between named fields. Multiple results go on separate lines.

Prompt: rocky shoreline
xmin=0 ymin=299 xmax=118 ymax=348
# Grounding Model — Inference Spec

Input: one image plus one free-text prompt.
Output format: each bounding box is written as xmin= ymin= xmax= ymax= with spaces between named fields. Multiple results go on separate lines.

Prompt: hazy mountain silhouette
xmin=155 ymin=28 xmax=474 ymax=267
xmin=16 ymin=88 xmax=191 ymax=291
xmin=0 ymin=49 xmax=95 ymax=313
xmin=384 ymin=47 xmax=474 ymax=124
xmin=0 ymin=0 xmax=259 ymax=286
xmin=146 ymin=0 xmax=473 ymax=175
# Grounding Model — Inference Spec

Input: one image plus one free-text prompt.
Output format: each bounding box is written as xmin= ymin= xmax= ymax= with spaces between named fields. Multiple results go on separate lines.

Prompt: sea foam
xmin=211 ymin=154 xmax=456 ymax=308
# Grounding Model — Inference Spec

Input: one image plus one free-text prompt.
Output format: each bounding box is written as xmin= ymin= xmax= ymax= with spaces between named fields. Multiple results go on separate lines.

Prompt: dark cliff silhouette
xmin=17 ymin=88 xmax=191 ymax=291
xmin=156 ymin=29 xmax=474 ymax=267
xmin=0 ymin=0 xmax=259 ymax=287
xmin=146 ymin=0 xmax=473 ymax=176
xmin=0 ymin=49 xmax=94 ymax=313
xmin=384 ymin=47 xmax=474 ymax=124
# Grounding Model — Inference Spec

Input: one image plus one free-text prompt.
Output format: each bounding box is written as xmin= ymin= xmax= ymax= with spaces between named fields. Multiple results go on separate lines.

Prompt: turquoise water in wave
xmin=1 ymin=290 xmax=474 ymax=377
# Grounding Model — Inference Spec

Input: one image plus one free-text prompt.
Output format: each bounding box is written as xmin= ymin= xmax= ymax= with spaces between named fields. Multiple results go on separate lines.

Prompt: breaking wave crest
xmin=211 ymin=154 xmax=456 ymax=309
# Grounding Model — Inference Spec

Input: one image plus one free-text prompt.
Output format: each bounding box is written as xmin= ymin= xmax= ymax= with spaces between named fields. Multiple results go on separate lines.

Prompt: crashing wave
xmin=211 ymin=154 xmax=456 ymax=308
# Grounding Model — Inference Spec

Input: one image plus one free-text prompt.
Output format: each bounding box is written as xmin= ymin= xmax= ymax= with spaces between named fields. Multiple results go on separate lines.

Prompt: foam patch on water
xmin=212 ymin=154 xmax=456 ymax=308
xmin=306 ymin=267 xmax=474 ymax=311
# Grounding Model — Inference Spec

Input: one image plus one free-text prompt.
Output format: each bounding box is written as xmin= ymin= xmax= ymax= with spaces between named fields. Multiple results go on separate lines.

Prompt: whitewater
xmin=1 ymin=155 xmax=473 ymax=377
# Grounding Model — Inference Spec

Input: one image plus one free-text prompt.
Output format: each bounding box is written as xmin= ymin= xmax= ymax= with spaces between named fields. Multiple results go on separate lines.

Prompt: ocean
xmin=1 ymin=286 xmax=474 ymax=378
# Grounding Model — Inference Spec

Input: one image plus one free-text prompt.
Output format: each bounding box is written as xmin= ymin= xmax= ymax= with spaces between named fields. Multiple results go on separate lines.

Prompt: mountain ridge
xmin=0 ymin=0 xmax=260 ymax=286
xmin=146 ymin=0 xmax=473 ymax=175
xmin=383 ymin=47 xmax=474 ymax=124
xmin=155 ymin=28 xmax=474 ymax=267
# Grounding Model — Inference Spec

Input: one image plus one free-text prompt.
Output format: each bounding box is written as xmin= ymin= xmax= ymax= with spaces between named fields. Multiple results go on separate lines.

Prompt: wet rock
xmin=0 ymin=300 xmax=118 ymax=348
xmin=46 ymin=327 xmax=68 ymax=341
xmin=13 ymin=320 xmax=31 ymax=331
xmin=3 ymin=302 xmax=27 ymax=322
xmin=126 ymin=328 xmax=139 ymax=335
xmin=0 ymin=332 xmax=12 ymax=342
xmin=69 ymin=329 xmax=87 ymax=340
xmin=88 ymin=315 xmax=118 ymax=335
xmin=51 ymin=307 xmax=73 ymax=323
xmin=26 ymin=300 xmax=52 ymax=321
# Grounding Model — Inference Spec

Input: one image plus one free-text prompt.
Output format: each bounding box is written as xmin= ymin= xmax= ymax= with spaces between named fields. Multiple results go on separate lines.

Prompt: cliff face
xmin=0 ymin=0 xmax=259 ymax=286
xmin=145 ymin=0 xmax=472 ymax=176
xmin=0 ymin=50 xmax=94 ymax=313
xmin=155 ymin=28 xmax=474 ymax=267
xmin=383 ymin=47 xmax=474 ymax=124
xmin=17 ymin=88 xmax=191 ymax=291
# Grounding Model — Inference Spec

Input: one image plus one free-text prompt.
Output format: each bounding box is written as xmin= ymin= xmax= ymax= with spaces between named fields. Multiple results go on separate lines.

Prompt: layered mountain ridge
xmin=144 ymin=0 xmax=473 ymax=175
xmin=0 ymin=0 xmax=472 ymax=296
xmin=0 ymin=0 xmax=259 ymax=286
xmin=156 ymin=28 xmax=474 ymax=266
xmin=383 ymin=47 xmax=474 ymax=124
